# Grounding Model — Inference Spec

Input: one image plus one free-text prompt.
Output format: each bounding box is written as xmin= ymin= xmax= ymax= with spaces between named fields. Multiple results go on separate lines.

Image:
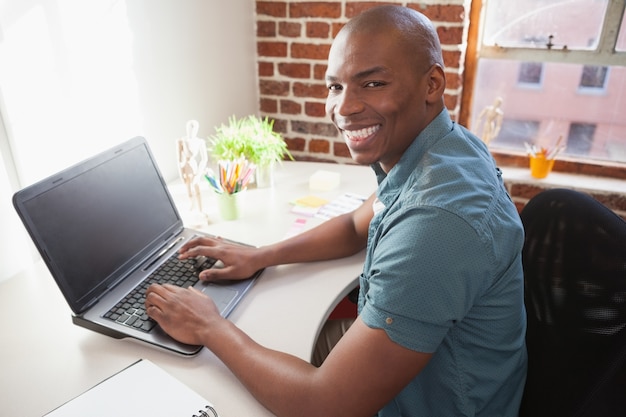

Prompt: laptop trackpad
xmin=200 ymin=284 xmax=238 ymax=311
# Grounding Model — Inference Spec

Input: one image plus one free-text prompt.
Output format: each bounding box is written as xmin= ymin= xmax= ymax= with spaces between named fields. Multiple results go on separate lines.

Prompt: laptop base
xmin=72 ymin=315 xmax=203 ymax=356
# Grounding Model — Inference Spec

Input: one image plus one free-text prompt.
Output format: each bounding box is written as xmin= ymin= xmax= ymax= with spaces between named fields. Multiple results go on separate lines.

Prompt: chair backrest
xmin=519 ymin=188 xmax=626 ymax=417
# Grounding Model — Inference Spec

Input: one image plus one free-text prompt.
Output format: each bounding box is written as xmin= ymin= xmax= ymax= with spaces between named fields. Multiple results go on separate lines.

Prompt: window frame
xmin=460 ymin=0 xmax=626 ymax=179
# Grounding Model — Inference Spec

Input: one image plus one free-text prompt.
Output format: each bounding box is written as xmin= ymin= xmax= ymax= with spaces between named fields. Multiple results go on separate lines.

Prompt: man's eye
xmin=327 ymin=84 xmax=342 ymax=91
xmin=365 ymin=81 xmax=384 ymax=88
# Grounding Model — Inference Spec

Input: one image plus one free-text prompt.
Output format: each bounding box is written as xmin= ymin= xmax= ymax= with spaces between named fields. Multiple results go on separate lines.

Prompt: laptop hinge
xmin=142 ymin=236 xmax=185 ymax=271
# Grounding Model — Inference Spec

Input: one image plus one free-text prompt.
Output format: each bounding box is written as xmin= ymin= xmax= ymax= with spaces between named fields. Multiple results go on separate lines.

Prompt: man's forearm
xmin=257 ymin=193 xmax=374 ymax=267
xmin=257 ymin=212 xmax=368 ymax=267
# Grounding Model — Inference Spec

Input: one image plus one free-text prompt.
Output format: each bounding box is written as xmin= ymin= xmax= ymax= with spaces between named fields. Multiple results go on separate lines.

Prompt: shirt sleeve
xmin=359 ymin=205 xmax=493 ymax=353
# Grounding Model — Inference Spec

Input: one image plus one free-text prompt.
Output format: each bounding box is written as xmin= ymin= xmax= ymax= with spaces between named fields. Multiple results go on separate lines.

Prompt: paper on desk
xmin=290 ymin=193 xmax=367 ymax=219
xmin=315 ymin=193 xmax=367 ymax=220
xmin=44 ymin=359 xmax=217 ymax=417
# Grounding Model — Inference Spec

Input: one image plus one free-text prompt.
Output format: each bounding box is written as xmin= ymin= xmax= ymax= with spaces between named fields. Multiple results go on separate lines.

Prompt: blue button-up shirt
xmin=359 ymin=109 xmax=527 ymax=417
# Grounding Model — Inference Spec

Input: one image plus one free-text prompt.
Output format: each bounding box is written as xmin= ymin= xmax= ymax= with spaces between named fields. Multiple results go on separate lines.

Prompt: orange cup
xmin=529 ymin=154 xmax=555 ymax=179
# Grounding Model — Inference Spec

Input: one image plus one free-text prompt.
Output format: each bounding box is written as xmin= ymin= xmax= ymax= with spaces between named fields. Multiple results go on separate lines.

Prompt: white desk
xmin=0 ymin=161 xmax=376 ymax=417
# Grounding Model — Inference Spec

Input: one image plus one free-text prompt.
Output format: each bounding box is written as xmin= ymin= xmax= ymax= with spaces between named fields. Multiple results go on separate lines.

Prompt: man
xmin=145 ymin=5 xmax=527 ymax=416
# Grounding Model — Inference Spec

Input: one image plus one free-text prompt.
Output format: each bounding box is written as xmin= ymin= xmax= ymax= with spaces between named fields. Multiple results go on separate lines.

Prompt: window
xmin=567 ymin=123 xmax=597 ymax=155
xmin=495 ymin=120 xmax=540 ymax=149
xmin=579 ymin=65 xmax=608 ymax=90
xmin=618 ymin=8 xmax=626 ymax=51
xmin=462 ymin=0 xmax=626 ymax=177
xmin=0 ymin=0 xmax=142 ymax=185
xmin=518 ymin=62 xmax=543 ymax=86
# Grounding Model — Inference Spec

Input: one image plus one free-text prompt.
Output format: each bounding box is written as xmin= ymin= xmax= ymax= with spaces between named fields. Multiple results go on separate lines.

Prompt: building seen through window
xmin=468 ymin=0 xmax=626 ymax=167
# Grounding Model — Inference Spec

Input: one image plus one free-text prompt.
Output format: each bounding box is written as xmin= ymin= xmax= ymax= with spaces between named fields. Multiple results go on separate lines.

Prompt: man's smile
xmin=342 ymin=124 xmax=381 ymax=143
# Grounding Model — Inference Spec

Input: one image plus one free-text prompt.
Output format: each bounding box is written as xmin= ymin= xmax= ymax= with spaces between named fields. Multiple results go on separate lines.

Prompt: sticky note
xmin=293 ymin=195 xmax=329 ymax=207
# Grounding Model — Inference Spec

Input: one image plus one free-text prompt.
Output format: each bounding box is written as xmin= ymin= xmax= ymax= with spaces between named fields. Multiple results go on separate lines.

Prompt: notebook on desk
xmin=44 ymin=359 xmax=219 ymax=417
xmin=13 ymin=136 xmax=262 ymax=356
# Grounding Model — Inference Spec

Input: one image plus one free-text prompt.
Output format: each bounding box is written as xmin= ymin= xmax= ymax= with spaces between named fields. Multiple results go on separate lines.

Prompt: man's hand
xmin=145 ymin=283 xmax=220 ymax=346
xmin=178 ymin=236 xmax=264 ymax=281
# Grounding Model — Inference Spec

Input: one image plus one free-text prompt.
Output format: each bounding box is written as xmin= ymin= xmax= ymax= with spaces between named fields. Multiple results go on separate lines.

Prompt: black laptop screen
xmin=16 ymin=139 xmax=181 ymax=311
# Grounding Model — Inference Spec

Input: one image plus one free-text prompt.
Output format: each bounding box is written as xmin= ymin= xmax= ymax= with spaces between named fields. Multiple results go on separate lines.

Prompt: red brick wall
xmin=255 ymin=0 xmax=467 ymax=163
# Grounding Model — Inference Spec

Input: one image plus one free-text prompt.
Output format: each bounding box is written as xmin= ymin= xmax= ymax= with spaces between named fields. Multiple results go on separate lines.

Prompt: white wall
xmin=0 ymin=0 xmax=259 ymax=281
xmin=124 ymin=0 xmax=259 ymax=181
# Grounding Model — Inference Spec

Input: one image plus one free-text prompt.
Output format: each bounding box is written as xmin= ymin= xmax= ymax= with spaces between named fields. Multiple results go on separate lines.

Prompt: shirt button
xmin=386 ymin=317 xmax=393 ymax=325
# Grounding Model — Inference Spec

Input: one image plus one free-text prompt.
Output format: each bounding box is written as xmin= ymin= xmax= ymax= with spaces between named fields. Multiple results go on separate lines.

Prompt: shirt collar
xmin=372 ymin=108 xmax=453 ymax=205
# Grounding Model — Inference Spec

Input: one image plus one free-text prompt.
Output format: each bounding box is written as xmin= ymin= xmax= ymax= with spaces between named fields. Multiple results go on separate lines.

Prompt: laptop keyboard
xmin=103 ymin=253 xmax=216 ymax=332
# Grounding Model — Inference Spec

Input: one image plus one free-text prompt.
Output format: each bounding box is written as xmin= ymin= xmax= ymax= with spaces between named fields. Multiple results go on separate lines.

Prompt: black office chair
xmin=518 ymin=188 xmax=626 ymax=417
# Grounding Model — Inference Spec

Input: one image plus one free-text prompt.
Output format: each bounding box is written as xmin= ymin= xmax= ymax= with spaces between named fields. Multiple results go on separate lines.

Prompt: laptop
xmin=13 ymin=136 xmax=263 ymax=356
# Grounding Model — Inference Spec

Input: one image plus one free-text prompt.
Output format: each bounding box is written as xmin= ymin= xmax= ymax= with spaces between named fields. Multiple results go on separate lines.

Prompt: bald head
xmin=337 ymin=6 xmax=444 ymax=72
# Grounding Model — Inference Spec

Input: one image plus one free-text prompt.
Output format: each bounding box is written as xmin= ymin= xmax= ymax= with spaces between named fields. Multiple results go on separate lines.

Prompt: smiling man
xmin=145 ymin=6 xmax=527 ymax=417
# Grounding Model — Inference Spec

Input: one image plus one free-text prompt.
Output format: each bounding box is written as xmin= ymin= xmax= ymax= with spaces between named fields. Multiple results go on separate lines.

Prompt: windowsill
xmin=500 ymin=166 xmax=626 ymax=195
xmin=498 ymin=165 xmax=626 ymax=217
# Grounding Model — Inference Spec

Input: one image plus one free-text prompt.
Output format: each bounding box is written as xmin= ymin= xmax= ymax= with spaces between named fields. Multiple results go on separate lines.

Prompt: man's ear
xmin=425 ymin=64 xmax=446 ymax=103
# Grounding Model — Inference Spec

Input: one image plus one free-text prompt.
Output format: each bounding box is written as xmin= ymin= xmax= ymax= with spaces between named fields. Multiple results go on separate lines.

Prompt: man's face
xmin=325 ymin=29 xmax=432 ymax=172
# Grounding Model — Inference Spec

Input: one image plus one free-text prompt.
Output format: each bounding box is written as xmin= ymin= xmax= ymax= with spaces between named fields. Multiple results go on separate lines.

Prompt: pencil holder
xmin=529 ymin=155 xmax=555 ymax=179
xmin=217 ymin=193 xmax=239 ymax=220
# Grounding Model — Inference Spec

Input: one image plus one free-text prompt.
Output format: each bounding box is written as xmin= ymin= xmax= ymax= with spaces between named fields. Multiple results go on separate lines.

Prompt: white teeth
xmin=344 ymin=125 xmax=379 ymax=139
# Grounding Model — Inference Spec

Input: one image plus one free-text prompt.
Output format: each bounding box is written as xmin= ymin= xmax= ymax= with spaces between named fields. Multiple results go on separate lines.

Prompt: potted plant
xmin=208 ymin=115 xmax=293 ymax=187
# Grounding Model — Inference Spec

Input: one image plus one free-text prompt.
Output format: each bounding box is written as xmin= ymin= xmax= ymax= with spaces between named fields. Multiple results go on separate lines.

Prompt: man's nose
xmin=334 ymin=88 xmax=364 ymax=116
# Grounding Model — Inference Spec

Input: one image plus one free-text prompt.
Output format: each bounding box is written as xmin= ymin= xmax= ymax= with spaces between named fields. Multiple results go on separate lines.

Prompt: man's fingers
xmin=198 ymin=267 xmax=232 ymax=281
xmin=179 ymin=236 xmax=221 ymax=254
xmin=145 ymin=284 xmax=186 ymax=320
xmin=145 ymin=283 xmax=174 ymax=308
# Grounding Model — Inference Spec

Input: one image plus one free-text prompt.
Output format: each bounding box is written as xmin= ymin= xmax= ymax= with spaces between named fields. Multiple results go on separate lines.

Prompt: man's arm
xmin=145 ymin=284 xmax=432 ymax=417
xmin=178 ymin=193 xmax=376 ymax=281
xmin=261 ymin=192 xmax=375 ymax=264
